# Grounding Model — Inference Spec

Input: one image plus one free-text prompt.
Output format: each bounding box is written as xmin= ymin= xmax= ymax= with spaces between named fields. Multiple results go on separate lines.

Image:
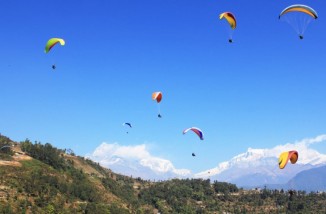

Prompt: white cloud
xmin=266 ymin=134 xmax=326 ymax=165
xmin=87 ymin=142 xmax=191 ymax=179
xmin=91 ymin=143 xmax=150 ymax=160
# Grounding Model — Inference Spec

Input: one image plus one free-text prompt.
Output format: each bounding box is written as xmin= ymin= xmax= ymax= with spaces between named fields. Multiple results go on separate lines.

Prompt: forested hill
xmin=0 ymin=134 xmax=325 ymax=213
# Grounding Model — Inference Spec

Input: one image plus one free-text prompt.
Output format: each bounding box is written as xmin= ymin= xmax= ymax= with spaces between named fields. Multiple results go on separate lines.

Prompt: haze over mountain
xmin=285 ymin=165 xmax=326 ymax=191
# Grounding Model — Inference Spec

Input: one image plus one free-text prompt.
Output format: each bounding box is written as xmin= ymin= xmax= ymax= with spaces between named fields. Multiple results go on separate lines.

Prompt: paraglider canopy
xmin=279 ymin=5 xmax=318 ymax=20
xmin=219 ymin=12 xmax=237 ymax=29
xmin=45 ymin=38 xmax=65 ymax=53
xmin=278 ymin=150 xmax=298 ymax=169
xmin=123 ymin=123 xmax=132 ymax=128
xmin=152 ymin=92 xmax=162 ymax=103
xmin=183 ymin=127 xmax=204 ymax=140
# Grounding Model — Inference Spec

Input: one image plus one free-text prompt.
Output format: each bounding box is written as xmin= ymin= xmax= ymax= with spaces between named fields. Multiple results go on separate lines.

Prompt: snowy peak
xmin=87 ymin=142 xmax=191 ymax=180
xmin=87 ymin=135 xmax=326 ymax=187
xmin=195 ymin=135 xmax=326 ymax=187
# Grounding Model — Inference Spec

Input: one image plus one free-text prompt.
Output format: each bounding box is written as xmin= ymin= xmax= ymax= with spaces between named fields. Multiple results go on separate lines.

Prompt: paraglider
xmin=123 ymin=123 xmax=132 ymax=134
xmin=219 ymin=12 xmax=237 ymax=43
xmin=279 ymin=5 xmax=318 ymax=39
xmin=183 ymin=127 xmax=204 ymax=140
xmin=45 ymin=38 xmax=65 ymax=69
xmin=152 ymin=92 xmax=162 ymax=118
xmin=183 ymin=128 xmax=203 ymax=157
xmin=278 ymin=150 xmax=298 ymax=169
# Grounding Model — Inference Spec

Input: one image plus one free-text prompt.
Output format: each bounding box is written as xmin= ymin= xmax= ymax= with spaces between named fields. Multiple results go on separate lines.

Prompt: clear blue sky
xmin=1 ymin=0 xmax=326 ymax=172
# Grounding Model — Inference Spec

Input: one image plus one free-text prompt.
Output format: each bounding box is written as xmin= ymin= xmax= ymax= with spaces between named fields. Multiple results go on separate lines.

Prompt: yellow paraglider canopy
xmin=219 ymin=12 xmax=237 ymax=29
xmin=278 ymin=150 xmax=298 ymax=169
xmin=45 ymin=38 xmax=65 ymax=53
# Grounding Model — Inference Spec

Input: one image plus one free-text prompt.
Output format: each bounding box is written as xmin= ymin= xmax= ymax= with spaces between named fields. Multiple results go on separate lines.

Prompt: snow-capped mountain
xmin=98 ymin=156 xmax=189 ymax=180
xmin=86 ymin=142 xmax=191 ymax=180
xmin=195 ymin=135 xmax=326 ymax=187
xmin=87 ymin=135 xmax=326 ymax=188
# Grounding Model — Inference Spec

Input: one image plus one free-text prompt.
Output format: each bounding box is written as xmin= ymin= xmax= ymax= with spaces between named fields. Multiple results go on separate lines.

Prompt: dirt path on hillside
xmin=0 ymin=160 xmax=21 ymax=167
xmin=0 ymin=153 xmax=32 ymax=167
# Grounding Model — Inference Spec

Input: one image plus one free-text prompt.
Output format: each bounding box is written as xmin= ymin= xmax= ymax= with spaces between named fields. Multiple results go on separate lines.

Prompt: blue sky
xmin=1 ymin=0 xmax=326 ymax=172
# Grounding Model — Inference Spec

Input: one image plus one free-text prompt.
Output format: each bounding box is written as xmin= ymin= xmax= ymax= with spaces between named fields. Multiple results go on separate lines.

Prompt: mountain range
xmin=195 ymin=146 xmax=326 ymax=189
xmin=89 ymin=135 xmax=326 ymax=191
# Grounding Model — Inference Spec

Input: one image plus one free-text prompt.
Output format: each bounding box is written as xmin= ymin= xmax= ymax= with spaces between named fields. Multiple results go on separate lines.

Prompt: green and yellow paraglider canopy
xmin=45 ymin=38 xmax=65 ymax=53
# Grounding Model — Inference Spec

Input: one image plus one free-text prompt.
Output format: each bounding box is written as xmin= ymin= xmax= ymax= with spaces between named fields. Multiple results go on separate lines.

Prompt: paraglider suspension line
xmin=157 ymin=103 xmax=161 ymax=117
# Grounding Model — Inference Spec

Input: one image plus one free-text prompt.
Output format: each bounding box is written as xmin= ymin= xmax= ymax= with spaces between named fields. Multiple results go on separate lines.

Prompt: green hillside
xmin=0 ymin=134 xmax=325 ymax=213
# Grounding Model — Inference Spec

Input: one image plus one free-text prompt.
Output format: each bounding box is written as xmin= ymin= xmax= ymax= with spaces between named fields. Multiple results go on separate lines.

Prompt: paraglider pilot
xmin=52 ymin=64 xmax=56 ymax=70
